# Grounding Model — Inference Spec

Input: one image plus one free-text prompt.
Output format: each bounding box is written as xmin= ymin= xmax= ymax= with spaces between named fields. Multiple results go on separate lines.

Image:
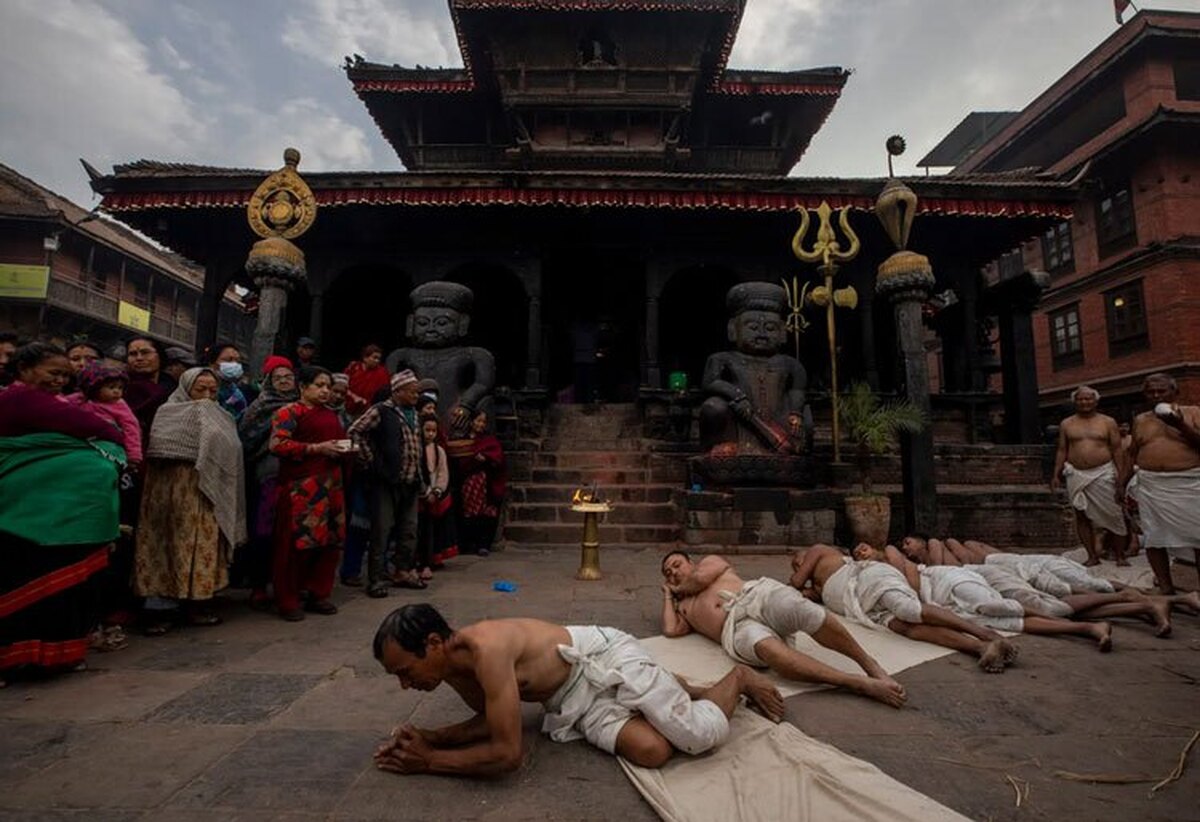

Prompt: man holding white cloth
xmin=1123 ymin=373 xmax=1200 ymax=593
xmin=1052 ymin=385 xmax=1127 ymax=565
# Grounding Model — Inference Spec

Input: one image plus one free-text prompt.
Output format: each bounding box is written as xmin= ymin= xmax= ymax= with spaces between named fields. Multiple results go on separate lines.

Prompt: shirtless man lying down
xmin=788 ymin=544 xmax=1017 ymax=673
xmin=372 ymin=604 xmax=783 ymax=776
xmin=850 ymin=543 xmax=1113 ymax=650
xmin=660 ymin=551 xmax=906 ymax=708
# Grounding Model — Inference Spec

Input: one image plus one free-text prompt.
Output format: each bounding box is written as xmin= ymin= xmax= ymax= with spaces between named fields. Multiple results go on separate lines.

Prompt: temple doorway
xmin=659 ymin=265 xmax=740 ymax=392
xmin=320 ymin=263 xmax=413 ymax=370
xmin=443 ymin=262 xmax=528 ymax=390
xmin=542 ymin=255 xmax=643 ymax=402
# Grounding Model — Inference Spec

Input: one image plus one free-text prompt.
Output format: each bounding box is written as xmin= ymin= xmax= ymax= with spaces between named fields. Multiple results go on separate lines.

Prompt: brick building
xmin=0 ymin=163 xmax=252 ymax=355
xmin=930 ymin=10 xmax=1200 ymax=421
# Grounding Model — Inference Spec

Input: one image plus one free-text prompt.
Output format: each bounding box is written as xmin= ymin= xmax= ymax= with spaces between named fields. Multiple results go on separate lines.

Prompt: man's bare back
xmin=441 ymin=618 xmax=575 ymax=704
xmin=788 ymin=544 xmax=850 ymax=596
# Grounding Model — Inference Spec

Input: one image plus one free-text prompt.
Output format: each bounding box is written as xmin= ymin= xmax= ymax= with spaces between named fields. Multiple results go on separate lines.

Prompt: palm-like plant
xmin=839 ymin=382 xmax=927 ymax=495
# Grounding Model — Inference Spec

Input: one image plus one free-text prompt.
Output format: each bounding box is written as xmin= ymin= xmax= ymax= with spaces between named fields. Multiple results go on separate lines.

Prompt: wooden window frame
xmin=1048 ymin=303 xmax=1083 ymax=370
xmin=1104 ymin=280 xmax=1149 ymax=357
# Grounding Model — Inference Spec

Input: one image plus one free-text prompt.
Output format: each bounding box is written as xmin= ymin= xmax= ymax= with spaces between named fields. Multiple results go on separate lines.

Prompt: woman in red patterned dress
xmin=455 ymin=410 xmax=507 ymax=557
xmin=269 ymin=366 xmax=348 ymax=621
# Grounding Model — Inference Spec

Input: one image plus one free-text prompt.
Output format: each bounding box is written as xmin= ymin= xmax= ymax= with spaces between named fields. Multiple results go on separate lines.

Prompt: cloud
xmin=281 ymin=0 xmax=459 ymax=67
xmin=241 ymin=98 xmax=376 ymax=170
xmin=0 ymin=0 xmax=204 ymax=204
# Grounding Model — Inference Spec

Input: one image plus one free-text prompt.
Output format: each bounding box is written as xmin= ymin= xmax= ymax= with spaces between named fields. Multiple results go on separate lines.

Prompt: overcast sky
xmin=1 ymin=0 xmax=1195 ymax=208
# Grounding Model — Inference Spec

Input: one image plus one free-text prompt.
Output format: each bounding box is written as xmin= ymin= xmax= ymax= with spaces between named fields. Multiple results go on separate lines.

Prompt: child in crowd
xmin=418 ymin=412 xmax=457 ymax=579
xmin=66 ymin=361 xmax=142 ymax=466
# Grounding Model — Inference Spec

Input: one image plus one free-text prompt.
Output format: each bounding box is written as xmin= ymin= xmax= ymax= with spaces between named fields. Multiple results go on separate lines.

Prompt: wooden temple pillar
xmin=642 ymin=261 xmax=670 ymax=389
xmin=196 ymin=258 xmax=240 ymax=355
xmin=856 ymin=286 xmax=880 ymax=391
xmin=518 ymin=258 xmax=544 ymax=389
xmin=989 ymin=270 xmax=1048 ymax=443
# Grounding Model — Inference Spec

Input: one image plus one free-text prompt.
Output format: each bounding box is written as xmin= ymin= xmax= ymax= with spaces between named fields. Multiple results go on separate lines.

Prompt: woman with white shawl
xmin=133 ymin=367 xmax=247 ymax=633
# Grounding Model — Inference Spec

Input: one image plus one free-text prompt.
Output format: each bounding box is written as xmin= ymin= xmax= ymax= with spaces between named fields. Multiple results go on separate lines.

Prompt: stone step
xmin=540 ymin=438 xmax=646 ymax=452
xmin=503 ymin=523 xmax=680 ymax=544
xmin=507 ymin=502 xmax=678 ymax=525
xmin=509 ymin=483 xmax=676 ymax=504
xmin=534 ymin=452 xmax=650 ymax=469
xmin=530 ymin=467 xmax=650 ymax=485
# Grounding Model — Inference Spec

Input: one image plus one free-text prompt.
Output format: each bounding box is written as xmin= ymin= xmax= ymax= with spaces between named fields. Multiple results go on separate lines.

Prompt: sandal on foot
xmin=305 ymin=599 xmax=338 ymax=615
xmin=280 ymin=608 xmax=306 ymax=622
xmin=340 ymin=575 xmax=364 ymax=588
xmin=419 ymin=567 xmax=433 ymax=582
xmin=366 ymin=583 xmax=389 ymax=599
xmin=143 ymin=620 xmax=173 ymax=637
xmin=392 ymin=571 xmax=427 ymax=590
xmin=186 ymin=611 xmax=223 ymax=627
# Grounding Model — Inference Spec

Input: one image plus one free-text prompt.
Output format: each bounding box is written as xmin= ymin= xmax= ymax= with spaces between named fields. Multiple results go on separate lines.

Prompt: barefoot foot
xmin=1083 ymin=557 xmax=1101 ymax=567
xmin=859 ymin=677 xmax=907 ymax=709
xmin=1116 ymin=559 xmax=1130 ymax=567
xmin=978 ymin=640 xmax=1007 ymax=673
xmin=1149 ymin=598 xmax=1173 ymax=637
xmin=1090 ymin=621 xmax=1113 ymax=652
xmin=1173 ymin=591 xmax=1200 ymax=615
xmin=737 ymin=666 xmax=785 ymax=722
xmin=998 ymin=638 xmax=1019 ymax=665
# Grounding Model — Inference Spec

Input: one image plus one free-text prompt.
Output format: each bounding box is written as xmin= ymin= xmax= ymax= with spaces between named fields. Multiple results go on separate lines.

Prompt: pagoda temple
xmin=90 ymin=0 xmax=1075 ymax=408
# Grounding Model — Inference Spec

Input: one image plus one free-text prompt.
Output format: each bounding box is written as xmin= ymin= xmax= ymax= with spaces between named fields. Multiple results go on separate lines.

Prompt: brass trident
xmin=792 ymin=201 xmax=861 ymax=462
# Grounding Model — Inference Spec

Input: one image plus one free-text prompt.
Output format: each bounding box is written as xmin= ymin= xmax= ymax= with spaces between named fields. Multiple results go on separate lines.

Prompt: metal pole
xmin=825 ymin=266 xmax=840 ymax=462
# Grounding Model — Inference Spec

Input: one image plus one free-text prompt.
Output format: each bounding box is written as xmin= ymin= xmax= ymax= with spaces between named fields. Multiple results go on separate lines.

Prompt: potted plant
xmin=838 ymin=382 xmax=927 ymax=548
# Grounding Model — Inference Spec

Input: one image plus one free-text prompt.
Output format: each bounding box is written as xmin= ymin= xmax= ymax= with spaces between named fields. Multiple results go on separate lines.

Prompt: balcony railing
xmin=47 ymin=276 xmax=197 ymax=348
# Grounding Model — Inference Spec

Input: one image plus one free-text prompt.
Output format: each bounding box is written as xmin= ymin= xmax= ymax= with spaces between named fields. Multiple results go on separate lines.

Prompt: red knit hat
xmin=261 ymin=355 xmax=294 ymax=376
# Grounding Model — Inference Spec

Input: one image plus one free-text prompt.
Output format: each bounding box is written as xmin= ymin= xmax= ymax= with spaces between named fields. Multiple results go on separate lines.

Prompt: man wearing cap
xmin=348 ymin=369 xmax=426 ymax=595
xmin=162 ymin=347 xmax=197 ymax=382
xmin=296 ymin=337 xmax=318 ymax=368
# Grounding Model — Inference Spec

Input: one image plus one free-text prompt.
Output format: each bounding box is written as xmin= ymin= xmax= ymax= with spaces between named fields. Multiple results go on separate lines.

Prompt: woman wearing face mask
xmin=205 ymin=342 xmax=248 ymax=422
xmin=133 ymin=367 xmax=248 ymax=634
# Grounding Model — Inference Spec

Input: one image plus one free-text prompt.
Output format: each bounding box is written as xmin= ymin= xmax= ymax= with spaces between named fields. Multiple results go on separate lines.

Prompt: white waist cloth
xmin=969 ymin=563 xmax=1072 ymax=618
xmin=918 ymin=566 xmax=1024 ymax=632
xmin=1064 ymin=460 xmax=1127 ymax=536
xmin=822 ymin=560 xmax=922 ymax=629
xmin=717 ymin=577 xmax=827 ymax=667
xmin=543 ymin=625 xmax=729 ymax=757
xmin=984 ymin=552 xmax=1114 ymax=595
xmin=1128 ymin=466 xmax=1200 ymax=552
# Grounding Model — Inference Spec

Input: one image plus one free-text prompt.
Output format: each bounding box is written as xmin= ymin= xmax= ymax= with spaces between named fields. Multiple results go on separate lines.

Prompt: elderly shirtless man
xmin=789 ymin=545 xmax=1016 ymax=673
xmin=660 ymin=551 xmax=905 ymax=708
xmin=372 ymin=604 xmax=783 ymax=776
xmin=1052 ymin=386 xmax=1127 ymax=565
xmin=1122 ymin=373 xmax=1200 ymax=593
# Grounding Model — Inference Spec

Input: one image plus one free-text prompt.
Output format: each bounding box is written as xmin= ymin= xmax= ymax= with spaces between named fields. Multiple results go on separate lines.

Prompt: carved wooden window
xmin=1048 ymin=303 xmax=1083 ymax=370
xmin=1096 ymin=186 xmax=1136 ymax=256
xmin=1041 ymin=221 xmax=1074 ymax=273
xmin=1104 ymin=280 xmax=1149 ymax=357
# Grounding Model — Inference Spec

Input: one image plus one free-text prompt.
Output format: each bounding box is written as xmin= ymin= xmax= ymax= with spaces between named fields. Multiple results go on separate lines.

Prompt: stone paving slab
xmin=147 ymin=673 xmax=323 ymax=725
xmin=1 ymin=723 xmax=253 ymax=810
xmin=0 ymin=670 xmax=208 ymax=722
xmin=163 ymin=729 xmax=380 ymax=814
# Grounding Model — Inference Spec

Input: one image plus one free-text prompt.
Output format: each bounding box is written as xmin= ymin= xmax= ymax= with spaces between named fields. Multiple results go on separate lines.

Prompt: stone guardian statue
xmin=386 ymin=282 xmax=495 ymax=438
xmin=700 ymin=282 xmax=812 ymax=455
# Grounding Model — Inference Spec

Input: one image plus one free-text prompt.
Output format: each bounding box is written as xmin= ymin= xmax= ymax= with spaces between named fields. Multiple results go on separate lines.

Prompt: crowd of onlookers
xmin=0 ymin=332 xmax=505 ymax=685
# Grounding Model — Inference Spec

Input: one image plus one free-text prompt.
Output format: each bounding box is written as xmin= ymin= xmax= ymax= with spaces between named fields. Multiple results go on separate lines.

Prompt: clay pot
xmin=844 ymin=494 xmax=891 ymax=549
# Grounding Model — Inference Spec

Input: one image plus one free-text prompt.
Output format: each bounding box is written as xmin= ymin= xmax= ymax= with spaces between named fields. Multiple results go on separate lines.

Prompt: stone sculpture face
xmin=730 ymin=309 xmax=786 ymax=355
xmin=411 ymin=306 xmax=466 ymax=348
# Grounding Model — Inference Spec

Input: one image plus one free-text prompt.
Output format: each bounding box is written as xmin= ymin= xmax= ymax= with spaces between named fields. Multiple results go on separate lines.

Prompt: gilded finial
xmin=247 ymin=148 xmax=317 ymax=240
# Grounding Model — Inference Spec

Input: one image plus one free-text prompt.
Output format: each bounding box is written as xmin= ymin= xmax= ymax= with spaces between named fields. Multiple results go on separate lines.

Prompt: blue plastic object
xmin=493 ymin=580 xmax=517 ymax=593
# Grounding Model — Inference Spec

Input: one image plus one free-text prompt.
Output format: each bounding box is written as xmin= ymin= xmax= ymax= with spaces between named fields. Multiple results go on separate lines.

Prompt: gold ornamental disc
xmin=247 ymin=148 xmax=317 ymax=240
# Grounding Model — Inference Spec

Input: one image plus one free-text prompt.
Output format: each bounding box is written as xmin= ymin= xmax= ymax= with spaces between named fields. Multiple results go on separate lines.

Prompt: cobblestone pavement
xmin=1 ymin=547 xmax=1197 ymax=821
